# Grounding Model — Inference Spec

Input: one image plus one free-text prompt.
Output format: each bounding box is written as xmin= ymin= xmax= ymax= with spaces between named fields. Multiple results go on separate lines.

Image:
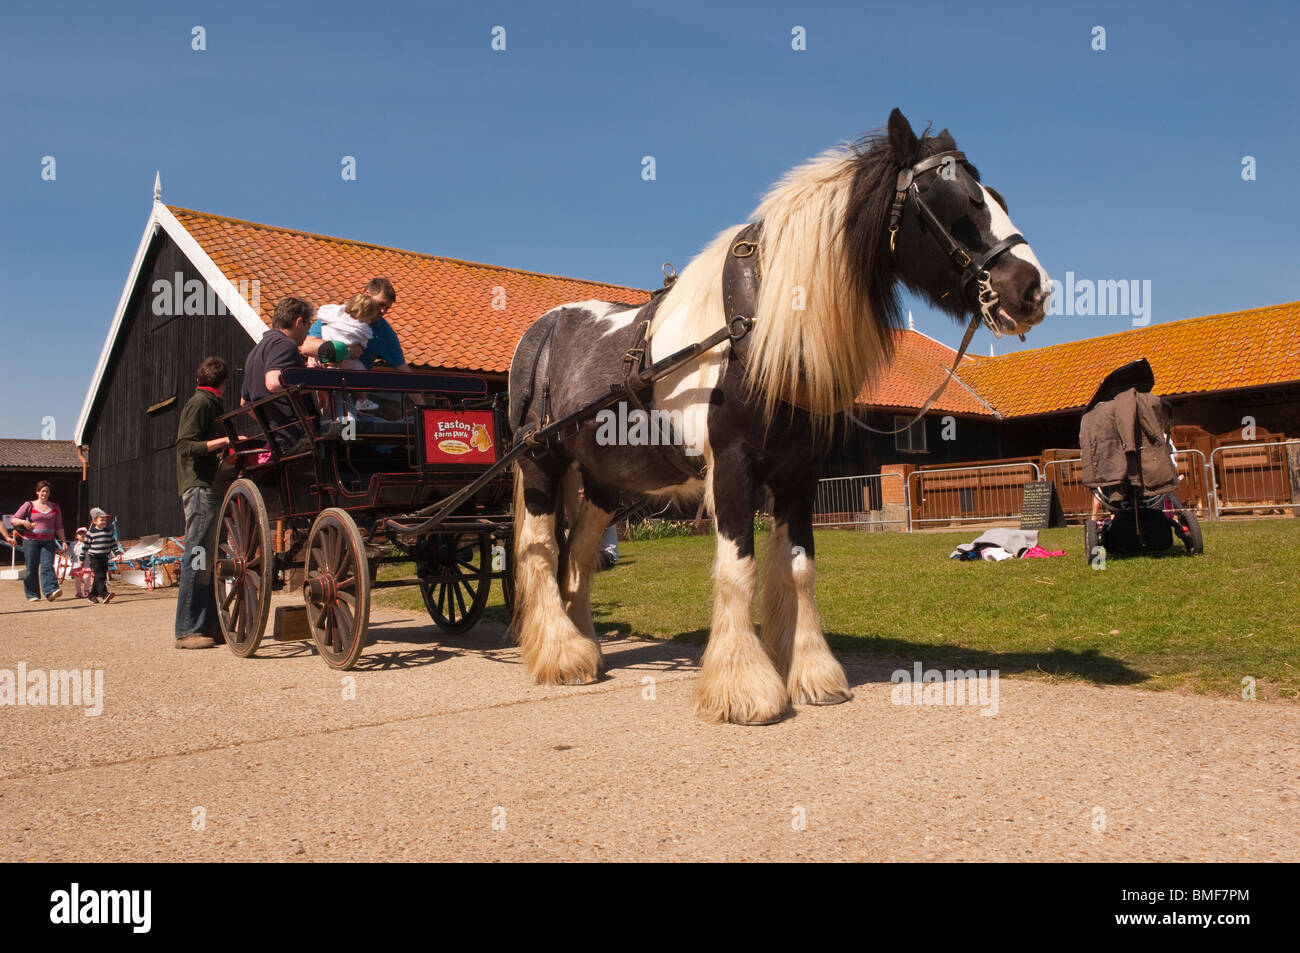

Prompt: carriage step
xmin=272 ymin=605 xmax=312 ymax=642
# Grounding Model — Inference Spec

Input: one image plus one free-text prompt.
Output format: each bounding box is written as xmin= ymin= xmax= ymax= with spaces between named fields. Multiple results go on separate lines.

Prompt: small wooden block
xmin=272 ymin=604 xmax=312 ymax=641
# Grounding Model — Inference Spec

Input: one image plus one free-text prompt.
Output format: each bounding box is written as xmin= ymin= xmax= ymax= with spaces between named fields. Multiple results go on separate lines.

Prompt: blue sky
xmin=2 ymin=0 xmax=1297 ymax=439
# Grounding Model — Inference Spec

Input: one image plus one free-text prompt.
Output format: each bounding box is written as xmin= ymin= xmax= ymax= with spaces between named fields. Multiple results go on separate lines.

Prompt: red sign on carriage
xmin=421 ymin=408 xmax=497 ymax=465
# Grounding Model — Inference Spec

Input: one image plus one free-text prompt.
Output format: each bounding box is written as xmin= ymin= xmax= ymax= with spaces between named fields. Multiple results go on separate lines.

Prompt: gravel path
xmin=2 ymin=582 xmax=1296 ymax=861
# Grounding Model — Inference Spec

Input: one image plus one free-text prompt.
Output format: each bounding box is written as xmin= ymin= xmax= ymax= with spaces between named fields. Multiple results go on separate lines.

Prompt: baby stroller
xmin=1079 ymin=359 xmax=1203 ymax=564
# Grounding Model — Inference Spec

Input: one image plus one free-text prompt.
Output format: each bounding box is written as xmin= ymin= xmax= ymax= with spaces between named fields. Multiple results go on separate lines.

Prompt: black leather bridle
xmin=888 ymin=149 xmax=1027 ymax=337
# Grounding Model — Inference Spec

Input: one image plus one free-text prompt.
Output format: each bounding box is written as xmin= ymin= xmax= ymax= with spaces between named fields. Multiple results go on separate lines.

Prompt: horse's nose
xmin=1021 ymin=285 xmax=1050 ymax=324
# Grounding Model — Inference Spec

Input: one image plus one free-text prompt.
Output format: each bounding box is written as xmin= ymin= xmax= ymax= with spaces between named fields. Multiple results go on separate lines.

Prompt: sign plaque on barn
xmin=1020 ymin=480 xmax=1066 ymax=530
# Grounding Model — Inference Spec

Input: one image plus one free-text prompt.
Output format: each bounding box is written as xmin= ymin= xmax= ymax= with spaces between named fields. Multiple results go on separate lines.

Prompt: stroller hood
xmin=1084 ymin=358 xmax=1155 ymax=412
xmin=1079 ymin=360 xmax=1180 ymax=496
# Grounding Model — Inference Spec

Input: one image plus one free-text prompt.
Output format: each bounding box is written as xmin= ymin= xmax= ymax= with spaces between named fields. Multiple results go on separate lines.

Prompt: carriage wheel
xmin=215 ymin=479 xmax=273 ymax=657
xmin=1169 ymin=496 xmax=1204 ymax=555
xmin=419 ymin=533 xmax=491 ymax=633
xmin=303 ymin=508 xmax=371 ymax=670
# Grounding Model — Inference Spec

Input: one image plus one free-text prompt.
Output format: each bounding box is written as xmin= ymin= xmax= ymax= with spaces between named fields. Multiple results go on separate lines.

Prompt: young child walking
xmin=83 ymin=508 xmax=123 ymax=604
xmin=70 ymin=527 xmax=91 ymax=598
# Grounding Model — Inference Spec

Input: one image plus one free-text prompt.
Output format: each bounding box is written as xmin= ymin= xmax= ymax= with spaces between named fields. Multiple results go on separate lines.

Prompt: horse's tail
xmin=510 ymin=464 xmax=529 ymax=629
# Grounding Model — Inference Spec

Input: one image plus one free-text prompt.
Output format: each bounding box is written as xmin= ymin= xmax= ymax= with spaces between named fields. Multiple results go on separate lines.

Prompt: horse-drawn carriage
xmin=212 ymin=367 xmax=515 ymax=669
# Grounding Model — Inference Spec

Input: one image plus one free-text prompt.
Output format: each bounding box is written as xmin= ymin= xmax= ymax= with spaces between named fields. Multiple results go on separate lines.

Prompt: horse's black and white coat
xmin=508 ymin=110 xmax=1051 ymax=724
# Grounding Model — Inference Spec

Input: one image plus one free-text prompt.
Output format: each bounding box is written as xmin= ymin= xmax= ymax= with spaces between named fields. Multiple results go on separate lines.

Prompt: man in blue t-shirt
xmin=304 ymin=277 xmax=409 ymax=372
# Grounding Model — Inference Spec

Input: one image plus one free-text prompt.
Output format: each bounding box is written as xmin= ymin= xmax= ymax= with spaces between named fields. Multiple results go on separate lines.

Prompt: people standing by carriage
xmin=12 ymin=480 xmax=68 ymax=602
xmin=174 ymin=356 xmax=238 ymax=647
xmin=303 ymin=278 xmax=409 ymax=372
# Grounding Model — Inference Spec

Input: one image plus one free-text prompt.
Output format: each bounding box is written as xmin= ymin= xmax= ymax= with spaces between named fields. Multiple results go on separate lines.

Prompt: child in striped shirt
xmin=83 ymin=508 xmax=123 ymax=604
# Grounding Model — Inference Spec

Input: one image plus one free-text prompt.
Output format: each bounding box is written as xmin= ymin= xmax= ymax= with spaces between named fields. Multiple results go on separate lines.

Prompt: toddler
xmin=311 ymin=294 xmax=381 ymax=371
xmin=83 ymin=508 xmax=124 ymax=604
xmin=70 ymin=527 xmax=91 ymax=598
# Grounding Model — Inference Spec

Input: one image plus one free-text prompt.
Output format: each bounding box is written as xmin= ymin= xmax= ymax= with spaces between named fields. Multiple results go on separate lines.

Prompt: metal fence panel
xmin=812 ymin=472 xmax=909 ymax=531
xmin=907 ymin=462 xmax=1042 ymax=527
xmin=1210 ymin=440 xmax=1300 ymax=517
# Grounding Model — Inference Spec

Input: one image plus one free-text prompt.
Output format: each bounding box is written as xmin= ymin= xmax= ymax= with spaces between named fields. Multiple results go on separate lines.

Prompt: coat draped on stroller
xmin=1078 ymin=359 xmax=1204 ymax=563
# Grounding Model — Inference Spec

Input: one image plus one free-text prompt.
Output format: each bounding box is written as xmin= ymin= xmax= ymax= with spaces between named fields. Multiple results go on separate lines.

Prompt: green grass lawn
xmin=376 ymin=519 xmax=1299 ymax=701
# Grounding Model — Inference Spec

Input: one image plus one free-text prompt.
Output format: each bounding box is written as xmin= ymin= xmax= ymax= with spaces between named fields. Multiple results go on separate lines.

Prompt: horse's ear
xmin=934 ymin=128 xmax=957 ymax=151
xmin=887 ymin=108 xmax=919 ymax=162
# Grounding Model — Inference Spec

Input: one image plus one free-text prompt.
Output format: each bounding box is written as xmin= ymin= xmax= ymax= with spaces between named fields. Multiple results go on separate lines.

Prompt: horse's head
xmin=850 ymin=108 xmax=1052 ymax=338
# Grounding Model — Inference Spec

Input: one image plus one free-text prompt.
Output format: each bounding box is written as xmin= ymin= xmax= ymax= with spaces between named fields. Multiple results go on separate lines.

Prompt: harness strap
xmin=722 ymin=222 xmax=763 ymax=369
xmin=622 ymin=281 xmax=710 ymax=482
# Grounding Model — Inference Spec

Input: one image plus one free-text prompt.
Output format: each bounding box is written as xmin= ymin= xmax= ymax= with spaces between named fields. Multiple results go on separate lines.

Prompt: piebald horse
xmin=508 ymin=109 xmax=1051 ymax=724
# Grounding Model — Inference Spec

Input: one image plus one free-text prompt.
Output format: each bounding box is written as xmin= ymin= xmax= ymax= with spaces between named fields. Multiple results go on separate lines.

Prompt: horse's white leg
xmin=512 ymin=464 xmax=602 ymax=685
xmin=761 ymin=509 xmax=851 ymax=707
xmin=558 ymin=475 xmax=610 ymax=641
xmin=694 ymin=460 xmax=789 ymax=725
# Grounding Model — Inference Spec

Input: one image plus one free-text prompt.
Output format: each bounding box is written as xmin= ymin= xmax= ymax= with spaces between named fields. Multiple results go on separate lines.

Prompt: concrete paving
xmin=1 ymin=580 xmax=1296 ymax=861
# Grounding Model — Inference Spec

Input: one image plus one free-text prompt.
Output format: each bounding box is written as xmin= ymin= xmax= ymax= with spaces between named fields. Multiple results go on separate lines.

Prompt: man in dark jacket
xmin=173 ymin=356 xmax=236 ymax=649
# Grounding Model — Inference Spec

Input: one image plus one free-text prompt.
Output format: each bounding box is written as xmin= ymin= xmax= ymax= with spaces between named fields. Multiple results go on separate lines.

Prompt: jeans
xmin=174 ymin=486 xmax=219 ymax=639
xmin=22 ymin=538 xmax=59 ymax=599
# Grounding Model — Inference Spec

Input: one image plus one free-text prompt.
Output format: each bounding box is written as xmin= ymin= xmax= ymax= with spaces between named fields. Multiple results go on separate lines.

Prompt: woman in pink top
xmin=12 ymin=480 xmax=68 ymax=601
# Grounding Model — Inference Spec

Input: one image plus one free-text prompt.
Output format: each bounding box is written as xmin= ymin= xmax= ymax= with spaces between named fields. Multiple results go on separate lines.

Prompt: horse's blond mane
xmin=649 ymin=144 xmax=891 ymax=436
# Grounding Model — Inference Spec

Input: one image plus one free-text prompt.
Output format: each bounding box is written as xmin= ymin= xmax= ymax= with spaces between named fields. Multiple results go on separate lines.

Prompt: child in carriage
xmin=310 ymin=294 xmax=382 ymax=372
xmin=310 ymin=293 xmax=384 ymax=416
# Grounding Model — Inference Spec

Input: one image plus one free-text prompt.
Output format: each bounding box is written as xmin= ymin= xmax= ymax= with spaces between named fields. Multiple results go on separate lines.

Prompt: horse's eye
xmin=986 ymin=187 xmax=1008 ymax=213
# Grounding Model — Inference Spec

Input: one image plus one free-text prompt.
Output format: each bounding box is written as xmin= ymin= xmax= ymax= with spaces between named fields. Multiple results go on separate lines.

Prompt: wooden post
xmin=1287 ymin=442 xmax=1300 ymax=518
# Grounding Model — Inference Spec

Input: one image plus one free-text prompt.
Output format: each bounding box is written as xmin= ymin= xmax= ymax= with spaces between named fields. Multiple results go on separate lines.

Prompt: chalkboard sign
xmin=1020 ymin=480 xmax=1065 ymax=529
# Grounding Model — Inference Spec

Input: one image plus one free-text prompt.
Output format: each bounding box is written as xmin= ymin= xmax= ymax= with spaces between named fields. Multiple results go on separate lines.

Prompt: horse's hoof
xmin=802 ymin=691 xmax=853 ymax=706
xmin=731 ymin=711 xmax=789 ymax=726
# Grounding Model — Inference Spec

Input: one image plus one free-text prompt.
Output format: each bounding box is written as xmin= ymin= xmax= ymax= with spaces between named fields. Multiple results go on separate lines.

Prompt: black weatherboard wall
xmin=82 ymin=233 xmax=256 ymax=537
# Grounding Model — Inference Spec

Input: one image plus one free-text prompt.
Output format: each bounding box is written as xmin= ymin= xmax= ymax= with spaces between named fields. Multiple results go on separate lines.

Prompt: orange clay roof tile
xmin=956 ymin=301 xmax=1300 ymax=417
xmin=856 ymin=329 xmax=991 ymax=416
xmin=169 ymin=207 xmax=650 ymax=373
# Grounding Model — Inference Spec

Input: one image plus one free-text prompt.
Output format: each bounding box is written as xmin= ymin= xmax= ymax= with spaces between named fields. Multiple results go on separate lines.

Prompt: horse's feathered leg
xmin=694 ymin=447 xmax=790 ymax=725
xmin=761 ymin=487 xmax=852 ymax=706
xmin=512 ymin=459 xmax=603 ymax=685
xmin=558 ymin=467 xmax=610 ymax=640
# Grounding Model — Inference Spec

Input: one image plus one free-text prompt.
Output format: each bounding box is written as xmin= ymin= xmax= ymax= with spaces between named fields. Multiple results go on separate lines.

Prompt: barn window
xmin=894 ymin=416 xmax=927 ymax=453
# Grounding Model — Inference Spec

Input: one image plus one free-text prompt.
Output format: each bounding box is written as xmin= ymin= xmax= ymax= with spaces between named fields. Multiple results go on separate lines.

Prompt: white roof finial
xmin=153 ymin=171 xmax=162 ymax=203
xmin=907 ymin=310 xmax=914 ymax=331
